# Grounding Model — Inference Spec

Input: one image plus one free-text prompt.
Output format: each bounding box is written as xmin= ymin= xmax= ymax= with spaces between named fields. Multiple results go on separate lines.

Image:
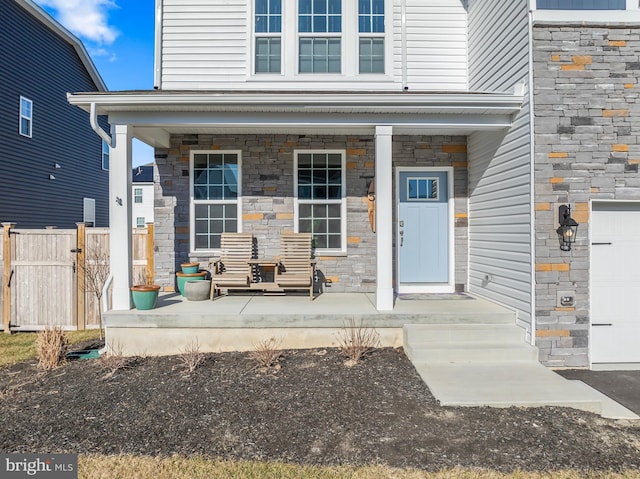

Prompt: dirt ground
xmin=0 ymin=345 xmax=639 ymax=473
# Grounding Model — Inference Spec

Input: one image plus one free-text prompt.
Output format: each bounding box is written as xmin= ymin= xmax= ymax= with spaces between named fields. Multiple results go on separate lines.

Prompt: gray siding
xmin=467 ymin=0 xmax=533 ymax=332
xmin=0 ymin=1 xmax=109 ymax=228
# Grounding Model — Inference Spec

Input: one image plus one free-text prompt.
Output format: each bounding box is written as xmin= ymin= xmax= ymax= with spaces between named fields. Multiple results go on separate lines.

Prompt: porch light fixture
xmin=556 ymin=205 xmax=578 ymax=251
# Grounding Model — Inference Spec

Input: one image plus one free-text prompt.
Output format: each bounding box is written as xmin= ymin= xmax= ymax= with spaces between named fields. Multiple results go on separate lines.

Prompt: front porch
xmin=103 ymin=292 xmax=516 ymax=356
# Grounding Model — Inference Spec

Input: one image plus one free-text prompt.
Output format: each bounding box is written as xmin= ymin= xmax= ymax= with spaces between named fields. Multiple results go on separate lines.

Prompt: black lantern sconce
xmin=556 ymin=205 xmax=578 ymax=251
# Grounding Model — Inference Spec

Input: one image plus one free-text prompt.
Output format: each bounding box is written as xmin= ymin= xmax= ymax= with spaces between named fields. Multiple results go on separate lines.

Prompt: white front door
xmin=396 ymin=168 xmax=453 ymax=293
xmin=591 ymin=202 xmax=640 ymax=364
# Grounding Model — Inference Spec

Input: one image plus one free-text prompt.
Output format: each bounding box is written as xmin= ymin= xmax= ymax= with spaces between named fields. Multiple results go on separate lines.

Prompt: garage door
xmin=591 ymin=202 xmax=640 ymax=364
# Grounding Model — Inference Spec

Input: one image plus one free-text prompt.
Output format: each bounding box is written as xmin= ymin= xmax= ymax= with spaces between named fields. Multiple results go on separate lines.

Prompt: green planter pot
xmin=131 ymin=284 xmax=161 ymax=310
xmin=176 ymin=271 xmax=207 ymax=296
xmin=181 ymin=262 xmax=200 ymax=274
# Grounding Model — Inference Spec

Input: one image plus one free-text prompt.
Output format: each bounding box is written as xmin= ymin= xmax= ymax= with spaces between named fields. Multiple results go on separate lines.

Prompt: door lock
xmin=399 ymin=230 xmax=404 ymax=246
xmin=399 ymin=221 xmax=404 ymax=227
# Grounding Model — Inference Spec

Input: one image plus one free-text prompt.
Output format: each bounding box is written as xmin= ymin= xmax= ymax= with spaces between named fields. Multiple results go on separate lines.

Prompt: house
xmin=132 ymin=165 xmax=155 ymax=228
xmin=0 ymin=0 xmax=109 ymax=229
xmin=67 ymin=0 xmax=640 ymax=369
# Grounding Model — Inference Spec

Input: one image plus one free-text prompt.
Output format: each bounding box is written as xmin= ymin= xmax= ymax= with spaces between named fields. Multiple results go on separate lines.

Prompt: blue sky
xmin=34 ymin=0 xmax=157 ymax=165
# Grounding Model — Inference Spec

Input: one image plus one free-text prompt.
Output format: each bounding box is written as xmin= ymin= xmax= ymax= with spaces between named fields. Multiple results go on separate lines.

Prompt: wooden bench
xmin=208 ymin=233 xmax=254 ymax=299
xmin=274 ymin=232 xmax=316 ymax=300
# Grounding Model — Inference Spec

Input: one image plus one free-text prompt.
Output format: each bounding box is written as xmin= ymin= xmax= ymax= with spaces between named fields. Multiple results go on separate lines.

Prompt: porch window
xmin=298 ymin=0 xmax=342 ymax=73
xmin=19 ymin=96 xmax=32 ymax=138
xmin=295 ymin=150 xmax=346 ymax=253
xmin=191 ymin=151 xmax=241 ymax=251
xmin=358 ymin=0 xmax=384 ymax=73
xmin=255 ymin=0 xmax=282 ymax=73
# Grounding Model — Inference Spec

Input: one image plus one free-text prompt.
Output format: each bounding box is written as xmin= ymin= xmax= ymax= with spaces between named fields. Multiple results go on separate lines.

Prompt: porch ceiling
xmin=68 ymin=90 xmax=524 ymax=147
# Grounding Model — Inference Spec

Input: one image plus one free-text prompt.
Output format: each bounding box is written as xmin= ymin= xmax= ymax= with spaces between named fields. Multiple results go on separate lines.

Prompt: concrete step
xmin=404 ymin=323 xmax=526 ymax=346
xmin=406 ymin=343 xmax=539 ymax=363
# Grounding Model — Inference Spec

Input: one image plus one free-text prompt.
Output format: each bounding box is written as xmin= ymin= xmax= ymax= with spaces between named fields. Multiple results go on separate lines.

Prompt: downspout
xmin=154 ymin=0 xmax=163 ymax=90
xmin=527 ymin=6 xmax=536 ymax=347
xmin=90 ymin=103 xmax=115 ymax=148
xmin=401 ymin=0 xmax=408 ymax=90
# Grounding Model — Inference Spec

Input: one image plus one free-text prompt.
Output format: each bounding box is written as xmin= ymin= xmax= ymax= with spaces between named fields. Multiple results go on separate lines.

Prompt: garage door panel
xmin=591 ymin=203 xmax=640 ymax=364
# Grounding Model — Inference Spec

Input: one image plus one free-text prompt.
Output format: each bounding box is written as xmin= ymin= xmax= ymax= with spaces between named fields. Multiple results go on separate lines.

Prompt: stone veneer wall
xmin=533 ymin=24 xmax=640 ymax=366
xmin=153 ymin=134 xmax=468 ymax=294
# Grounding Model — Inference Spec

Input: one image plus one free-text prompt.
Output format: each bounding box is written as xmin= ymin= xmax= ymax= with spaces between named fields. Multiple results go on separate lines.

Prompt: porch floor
xmin=105 ymin=291 xmax=516 ymax=329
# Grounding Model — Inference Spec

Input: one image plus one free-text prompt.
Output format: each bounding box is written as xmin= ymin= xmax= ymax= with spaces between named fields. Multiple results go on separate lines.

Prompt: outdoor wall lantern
xmin=556 ymin=205 xmax=578 ymax=251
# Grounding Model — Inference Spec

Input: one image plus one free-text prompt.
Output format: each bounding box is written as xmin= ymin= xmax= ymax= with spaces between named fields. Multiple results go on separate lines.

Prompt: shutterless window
xmin=255 ymin=0 xmax=282 ymax=73
xmin=136 ymin=217 xmax=146 ymax=228
xmin=19 ymin=96 xmax=32 ymax=138
xmin=296 ymin=151 xmax=345 ymax=252
xmin=192 ymin=152 xmax=240 ymax=250
xmin=358 ymin=0 xmax=384 ymax=73
xmin=134 ymin=188 xmax=143 ymax=204
xmin=298 ymin=0 xmax=342 ymax=73
xmin=102 ymin=140 xmax=109 ymax=170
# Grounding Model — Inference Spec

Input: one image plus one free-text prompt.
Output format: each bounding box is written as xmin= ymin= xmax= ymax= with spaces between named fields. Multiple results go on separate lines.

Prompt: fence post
xmin=2 ymin=223 xmax=16 ymax=334
xmin=146 ymin=223 xmax=155 ymax=285
xmin=76 ymin=223 xmax=86 ymax=331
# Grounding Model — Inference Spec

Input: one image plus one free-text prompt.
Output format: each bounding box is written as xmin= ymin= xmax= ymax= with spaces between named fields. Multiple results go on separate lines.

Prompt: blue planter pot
xmin=181 ymin=262 xmax=200 ymax=274
xmin=131 ymin=285 xmax=161 ymax=310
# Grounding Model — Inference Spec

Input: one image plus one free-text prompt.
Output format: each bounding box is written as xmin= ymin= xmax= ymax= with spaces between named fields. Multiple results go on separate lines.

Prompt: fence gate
xmin=11 ymin=229 xmax=77 ymax=330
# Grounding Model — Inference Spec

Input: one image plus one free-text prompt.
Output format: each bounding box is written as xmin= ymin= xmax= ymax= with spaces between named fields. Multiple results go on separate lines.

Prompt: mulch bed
xmin=1 ymin=345 xmax=639 ymax=472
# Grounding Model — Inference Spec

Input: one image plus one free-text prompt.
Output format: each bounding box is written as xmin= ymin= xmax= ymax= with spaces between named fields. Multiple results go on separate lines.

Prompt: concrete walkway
xmin=404 ymin=324 xmax=639 ymax=420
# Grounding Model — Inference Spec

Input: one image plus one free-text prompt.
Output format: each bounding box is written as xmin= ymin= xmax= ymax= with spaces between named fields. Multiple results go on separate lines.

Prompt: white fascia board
xmin=17 ymin=0 xmax=107 ymax=91
xmin=68 ymin=91 xmax=524 ymax=115
xmin=532 ymin=10 xmax=640 ymax=24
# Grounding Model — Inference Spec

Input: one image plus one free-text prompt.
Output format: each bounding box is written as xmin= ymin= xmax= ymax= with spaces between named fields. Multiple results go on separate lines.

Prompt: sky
xmin=34 ymin=0 xmax=157 ymax=166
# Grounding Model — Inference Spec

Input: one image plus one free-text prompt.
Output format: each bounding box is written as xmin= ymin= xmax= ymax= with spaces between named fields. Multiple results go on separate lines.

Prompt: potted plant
xmin=180 ymin=262 xmax=200 ymax=274
xmin=130 ymin=284 xmax=161 ymax=310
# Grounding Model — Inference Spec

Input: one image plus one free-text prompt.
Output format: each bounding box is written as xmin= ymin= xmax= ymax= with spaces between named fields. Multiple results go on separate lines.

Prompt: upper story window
xmin=102 ymin=140 xmax=110 ymax=170
xmin=358 ymin=0 xmax=384 ymax=74
xmin=19 ymin=96 xmax=32 ymax=138
xmin=537 ymin=0 xmax=625 ymax=8
xmin=255 ymin=0 xmax=282 ymax=73
xmin=134 ymin=188 xmax=143 ymax=204
xmin=298 ymin=0 xmax=342 ymax=73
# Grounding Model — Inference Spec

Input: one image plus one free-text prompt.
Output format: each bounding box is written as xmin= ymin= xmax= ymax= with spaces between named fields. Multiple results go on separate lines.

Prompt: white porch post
xmin=110 ymin=124 xmax=133 ymax=310
xmin=375 ymin=125 xmax=394 ymax=310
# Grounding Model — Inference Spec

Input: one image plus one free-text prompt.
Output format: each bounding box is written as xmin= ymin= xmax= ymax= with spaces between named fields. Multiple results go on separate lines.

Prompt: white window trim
xmin=136 ymin=217 xmax=146 ymax=228
xmin=189 ymin=150 xmax=243 ymax=254
xmin=19 ymin=96 xmax=33 ymax=138
xmin=134 ymin=188 xmax=143 ymax=203
xmin=252 ymin=0 xmax=283 ymax=74
xmin=294 ymin=149 xmax=347 ymax=255
xmin=249 ymin=0 xmax=393 ymax=81
xmin=83 ymin=198 xmax=96 ymax=226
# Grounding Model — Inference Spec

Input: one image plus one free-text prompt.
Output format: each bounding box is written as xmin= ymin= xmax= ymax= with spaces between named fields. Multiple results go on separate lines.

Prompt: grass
xmin=77 ymin=456 xmax=640 ymax=479
xmin=0 ymin=329 xmax=103 ymax=368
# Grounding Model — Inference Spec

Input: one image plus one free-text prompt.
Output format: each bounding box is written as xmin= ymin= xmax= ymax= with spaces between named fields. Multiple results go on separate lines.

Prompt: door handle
xmin=399 ymin=230 xmax=404 ymax=247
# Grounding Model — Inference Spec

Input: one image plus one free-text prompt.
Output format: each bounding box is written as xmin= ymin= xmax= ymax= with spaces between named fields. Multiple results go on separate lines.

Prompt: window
xmin=358 ymin=0 xmax=384 ymax=73
xmin=19 ymin=96 xmax=32 ymax=138
xmin=255 ymin=0 xmax=282 ymax=73
xmin=134 ymin=188 xmax=143 ymax=204
xmin=537 ymin=0 xmax=625 ymax=8
xmin=83 ymin=198 xmax=95 ymax=226
xmin=298 ymin=0 xmax=342 ymax=73
xmin=191 ymin=151 xmax=241 ymax=251
xmin=136 ymin=217 xmax=146 ymax=228
xmin=102 ymin=140 xmax=109 ymax=170
xmin=295 ymin=151 xmax=345 ymax=252
xmin=407 ymin=177 xmax=439 ymax=201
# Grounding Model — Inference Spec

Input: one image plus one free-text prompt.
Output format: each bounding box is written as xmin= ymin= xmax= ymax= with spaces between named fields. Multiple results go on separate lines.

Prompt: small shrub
xmin=249 ymin=337 xmax=282 ymax=371
xmin=36 ymin=326 xmax=69 ymax=370
xmin=178 ymin=339 xmax=205 ymax=373
xmin=98 ymin=342 xmax=133 ymax=378
xmin=337 ymin=319 xmax=381 ymax=367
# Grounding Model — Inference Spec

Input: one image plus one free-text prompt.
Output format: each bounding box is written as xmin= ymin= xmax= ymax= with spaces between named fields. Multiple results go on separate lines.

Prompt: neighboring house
xmin=68 ymin=0 xmax=640 ymax=369
xmin=132 ymin=165 xmax=155 ymax=228
xmin=0 ymin=0 xmax=109 ymax=229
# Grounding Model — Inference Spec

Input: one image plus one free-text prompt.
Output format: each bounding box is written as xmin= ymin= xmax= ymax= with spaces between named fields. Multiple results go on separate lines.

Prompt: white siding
xmin=467 ymin=0 xmax=533 ymax=333
xmin=159 ymin=0 xmax=468 ymax=91
xmin=394 ymin=0 xmax=468 ymax=91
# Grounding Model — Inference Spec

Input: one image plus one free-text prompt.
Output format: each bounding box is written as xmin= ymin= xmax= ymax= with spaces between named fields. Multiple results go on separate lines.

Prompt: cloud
xmin=36 ymin=0 xmax=119 ymax=45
